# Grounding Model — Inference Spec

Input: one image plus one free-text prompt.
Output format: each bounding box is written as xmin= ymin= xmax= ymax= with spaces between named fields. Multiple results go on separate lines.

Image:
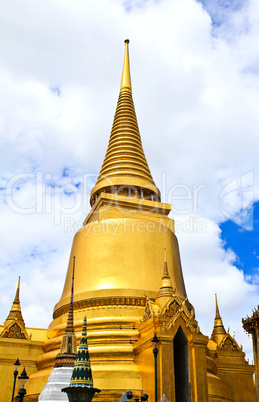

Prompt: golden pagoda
xmin=0 ymin=40 xmax=256 ymax=401
xmin=0 ymin=278 xmax=46 ymax=399
xmin=27 ymin=38 xmax=188 ymax=400
xmin=0 ymin=277 xmax=29 ymax=340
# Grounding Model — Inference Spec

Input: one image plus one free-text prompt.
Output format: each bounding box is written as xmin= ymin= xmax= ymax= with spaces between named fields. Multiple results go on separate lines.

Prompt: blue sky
xmin=198 ymin=0 xmax=246 ymax=26
xmin=220 ymin=201 xmax=259 ymax=283
xmin=0 ymin=0 xmax=259 ymax=362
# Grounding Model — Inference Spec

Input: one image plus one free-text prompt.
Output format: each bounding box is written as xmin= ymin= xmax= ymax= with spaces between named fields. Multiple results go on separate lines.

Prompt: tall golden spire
xmin=120 ymin=39 xmax=131 ymax=92
xmin=90 ymin=39 xmax=160 ymax=206
xmin=211 ymin=294 xmax=227 ymax=345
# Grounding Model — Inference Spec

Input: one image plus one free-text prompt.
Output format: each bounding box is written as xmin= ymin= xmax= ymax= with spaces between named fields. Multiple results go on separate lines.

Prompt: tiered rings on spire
xmin=90 ymin=40 xmax=160 ymax=206
xmin=211 ymin=294 xmax=227 ymax=345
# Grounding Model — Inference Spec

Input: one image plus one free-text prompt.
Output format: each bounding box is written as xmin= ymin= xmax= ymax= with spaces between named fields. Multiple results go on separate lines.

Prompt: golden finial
xmin=14 ymin=276 xmax=20 ymax=304
xmin=11 ymin=276 xmax=21 ymax=312
xmin=211 ymin=294 xmax=226 ymax=345
xmin=215 ymin=293 xmax=220 ymax=319
xmin=156 ymin=249 xmax=174 ymax=308
xmin=120 ymin=39 xmax=132 ymax=92
xmin=163 ymin=249 xmax=169 ymax=278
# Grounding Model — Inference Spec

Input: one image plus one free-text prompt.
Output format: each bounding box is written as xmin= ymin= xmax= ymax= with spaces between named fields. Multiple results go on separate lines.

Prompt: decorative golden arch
xmin=0 ymin=320 xmax=30 ymax=340
xmin=218 ymin=333 xmax=241 ymax=352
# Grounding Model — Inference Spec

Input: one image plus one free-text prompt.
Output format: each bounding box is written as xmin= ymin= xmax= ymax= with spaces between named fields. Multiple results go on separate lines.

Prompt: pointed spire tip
xmin=215 ymin=293 xmax=220 ymax=318
xmin=120 ymin=38 xmax=131 ymax=92
xmin=211 ymin=293 xmax=227 ymax=343
xmin=14 ymin=276 xmax=21 ymax=304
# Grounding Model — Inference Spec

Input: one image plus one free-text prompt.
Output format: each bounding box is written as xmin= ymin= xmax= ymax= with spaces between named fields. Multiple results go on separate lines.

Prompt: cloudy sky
xmin=0 ymin=0 xmax=258 ymax=361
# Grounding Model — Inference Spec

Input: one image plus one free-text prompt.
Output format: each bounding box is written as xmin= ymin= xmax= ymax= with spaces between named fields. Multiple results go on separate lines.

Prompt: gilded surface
xmin=142 ymin=299 xmax=154 ymax=323
xmin=90 ymin=40 xmax=160 ymax=205
xmin=26 ymin=41 xmax=187 ymax=399
xmin=54 ymin=296 xmax=147 ymax=320
xmin=162 ymin=299 xmax=181 ymax=317
xmin=218 ymin=334 xmax=241 ymax=352
xmin=0 ymin=277 xmax=30 ymax=340
xmin=0 ymin=322 xmax=28 ymax=339
xmin=158 ymin=296 xmax=198 ymax=333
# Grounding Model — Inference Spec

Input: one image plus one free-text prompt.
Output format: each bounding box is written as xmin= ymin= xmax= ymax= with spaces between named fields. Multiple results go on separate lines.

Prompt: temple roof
xmin=243 ymin=305 xmax=259 ymax=333
xmin=90 ymin=40 xmax=160 ymax=205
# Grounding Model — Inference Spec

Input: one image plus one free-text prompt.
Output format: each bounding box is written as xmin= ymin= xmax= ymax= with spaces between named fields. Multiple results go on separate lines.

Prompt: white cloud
xmin=0 ymin=0 xmax=258 ymax=362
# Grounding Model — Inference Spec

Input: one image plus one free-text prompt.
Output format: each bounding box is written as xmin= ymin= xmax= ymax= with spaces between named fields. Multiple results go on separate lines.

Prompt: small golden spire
xmin=120 ymin=39 xmax=131 ymax=92
xmin=0 ymin=277 xmax=29 ymax=339
xmin=156 ymin=250 xmax=174 ymax=308
xmin=211 ymin=294 xmax=227 ymax=345
xmin=163 ymin=249 xmax=169 ymax=278
xmin=11 ymin=276 xmax=21 ymax=312
xmin=215 ymin=293 xmax=220 ymax=319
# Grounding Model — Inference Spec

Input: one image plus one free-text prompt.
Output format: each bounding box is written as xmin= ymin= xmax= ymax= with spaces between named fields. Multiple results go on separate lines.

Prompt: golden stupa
xmin=0 ymin=40 xmax=256 ymax=401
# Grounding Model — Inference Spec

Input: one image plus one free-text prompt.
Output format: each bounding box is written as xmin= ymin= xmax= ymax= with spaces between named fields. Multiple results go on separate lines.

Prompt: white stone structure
xmin=38 ymin=364 xmax=73 ymax=400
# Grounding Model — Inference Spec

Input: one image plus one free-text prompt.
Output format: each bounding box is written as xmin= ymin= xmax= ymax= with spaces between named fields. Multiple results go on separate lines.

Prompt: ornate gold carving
xmin=142 ymin=299 xmax=155 ymax=322
xmin=186 ymin=319 xmax=199 ymax=334
xmin=219 ymin=334 xmax=241 ymax=352
xmin=163 ymin=300 xmax=180 ymax=317
xmin=243 ymin=305 xmax=259 ymax=333
xmin=55 ymin=352 xmax=77 ymax=367
xmin=0 ymin=322 xmax=29 ymax=340
xmin=162 ymin=312 xmax=199 ymax=333
xmin=160 ymin=297 xmax=198 ymax=333
xmin=54 ymin=297 xmax=146 ymax=320
xmin=161 ymin=296 xmax=194 ymax=318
